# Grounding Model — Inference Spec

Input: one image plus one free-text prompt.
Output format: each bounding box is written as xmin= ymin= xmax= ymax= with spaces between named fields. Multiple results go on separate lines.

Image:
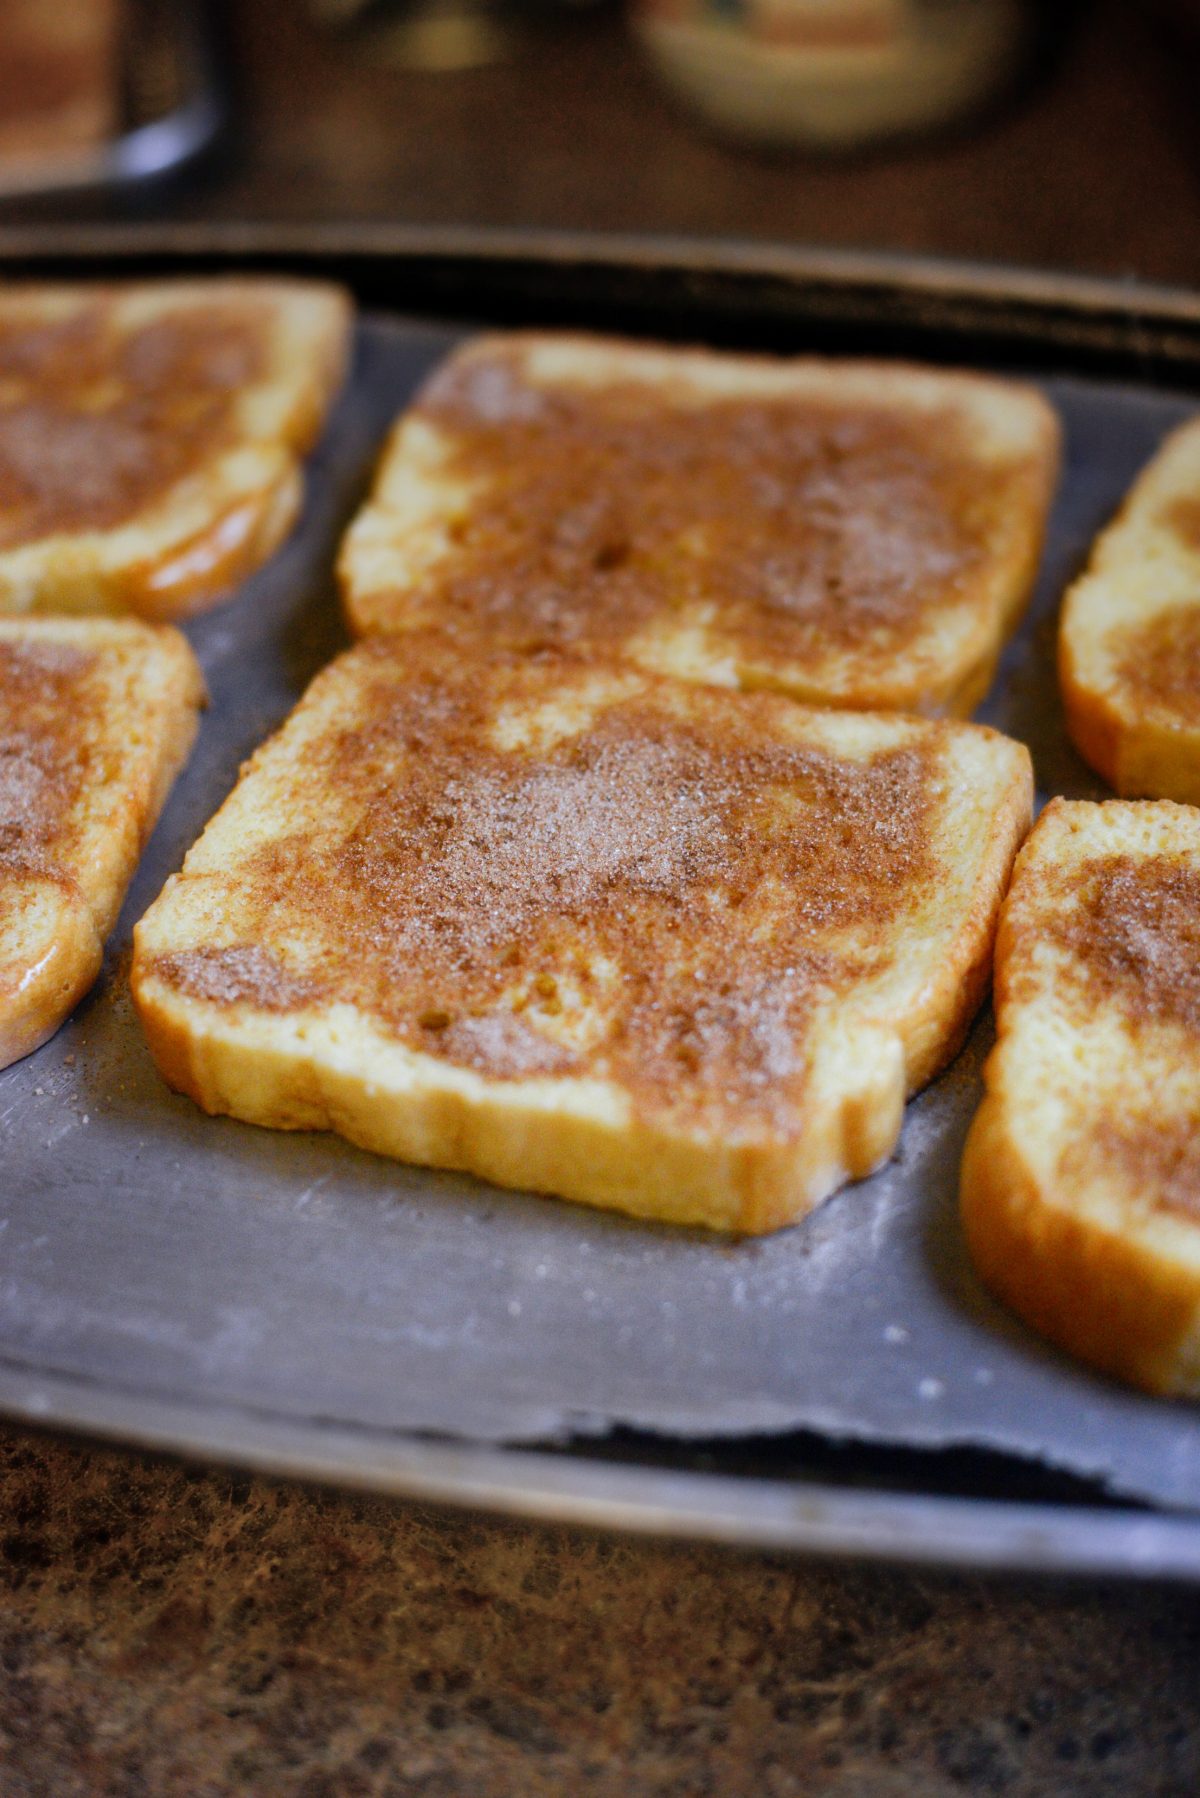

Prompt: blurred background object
xmin=309 ymin=0 xmax=519 ymax=72
xmin=306 ymin=0 xmax=609 ymax=71
xmin=0 ymin=0 xmax=1198 ymax=287
xmin=0 ymin=0 xmax=120 ymax=164
xmin=0 ymin=0 xmax=222 ymax=204
xmin=632 ymin=0 xmax=1031 ymax=151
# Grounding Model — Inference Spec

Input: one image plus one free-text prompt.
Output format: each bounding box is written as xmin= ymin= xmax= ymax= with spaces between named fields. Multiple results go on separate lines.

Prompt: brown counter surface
xmin=2 ymin=1431 xmax=1199 ymax=1796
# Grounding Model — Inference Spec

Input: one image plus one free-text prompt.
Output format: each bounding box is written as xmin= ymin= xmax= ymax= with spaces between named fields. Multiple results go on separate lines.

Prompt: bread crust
xmin=962 ymin=1093 xmax=1200 ymax=1394
xmin=133 ymin=984 xmax=916 ymax=1234
xmin=960 ymin=797 xmax=1200 ymax=1393
xmin=0 ymin=279 xmax=351 ymax=621
xmin=0 ymin=886 xmax=102 ymax=1070
xmin=1059 ymin=415 xmax=1200 ymax=802
xmin=0 ymin=616 xmax=205 ymax=1070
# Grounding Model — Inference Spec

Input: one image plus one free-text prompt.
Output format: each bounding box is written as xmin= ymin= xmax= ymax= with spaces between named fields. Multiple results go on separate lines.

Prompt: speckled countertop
xmin=1 ymin=1430 xmax=1197 ymax=1795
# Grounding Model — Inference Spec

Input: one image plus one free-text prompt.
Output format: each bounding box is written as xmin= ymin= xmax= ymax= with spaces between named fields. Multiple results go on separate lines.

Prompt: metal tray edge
xmin=3 ymin=1360 xmax=1198 ymax=1584
xmin=0 ymin=226 xmax=1197 ymax=374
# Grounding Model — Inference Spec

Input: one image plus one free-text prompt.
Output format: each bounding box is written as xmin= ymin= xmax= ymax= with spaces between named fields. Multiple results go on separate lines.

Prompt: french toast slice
xmin=132 ymin=634 xmax=1031 ymax=1234
xmin=1060 ymin=416 xmax=1200 ymax=802
xmin=339 ymin=332 xmax=1060 ymax=716
xmin=0 ymin=615 xmax=204 ymax=1070
xmin=0 ymin=278 xmax=351 ymax=621
xmin=961 ymin=798 xmax=1200 ymax=1394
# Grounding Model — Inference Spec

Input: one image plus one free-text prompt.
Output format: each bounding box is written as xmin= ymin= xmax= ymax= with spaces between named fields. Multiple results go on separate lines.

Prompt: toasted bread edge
xmin=0 ymin=281 xmax=353 ymax=623
xmin=0 ymin=891 xmax=104 ymax=1073
xmin=0 ymin=620 xmax=205 ymax=1071
xmin=897 ymin=735 xmax=1033 ymax=1092
xmin=1060 ymin=615 xmax=1200 ymax=804
xmin=1058 ymin=415 xmax=1200 ymax=802
xmin=129 ymin=972 xmax=914 ymax=1234
xmin=961 ymin=1093 xmax=1200 ymax=1396
xmin=959 ymin=797 xmax=1200 ymax=1394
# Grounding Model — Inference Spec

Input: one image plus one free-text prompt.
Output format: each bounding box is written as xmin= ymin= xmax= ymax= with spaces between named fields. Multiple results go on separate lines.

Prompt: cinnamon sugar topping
xmin=0 ymin=299 xmax=265 ymax=548
xmin=0 ymin=638 xmax=99 ymax=877
xmin=151 ymin=643 xmax=939 ymax=1132
xmin=1051 ymin=854 xmax=1200 ymax=1037
xmin=1162 ymin=494 xmax=1200 ymax=554
xmin=1039 ymin=852 xmax=1200 ymax=1223
xmin=153 ymin=946 xmax=322 ymax=1012
xmin=405 ymin=345 xmax=1012 ymax=665
xmin=1113 ymin=605 xmax=1200 ymax=725
xmin=1087 ymin=1120 xmax=1200 ymax=1223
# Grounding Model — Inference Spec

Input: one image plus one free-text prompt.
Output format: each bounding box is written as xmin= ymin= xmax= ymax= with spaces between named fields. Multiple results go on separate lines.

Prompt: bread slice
xmin=339 ymin=332 xmax=1060 ymax=716
xmin=131 ymin=633 xmax=1031 ymax=1233
xmin=0 ymin=616 xmax=204 ymax=1070
xmin=961 ymin=797 xmax=1200 ymax=1394
xmin=0 ymin=278 xmax=352 ymax=621
xmin=1060 ymin=415 xmax=1200 ymax=802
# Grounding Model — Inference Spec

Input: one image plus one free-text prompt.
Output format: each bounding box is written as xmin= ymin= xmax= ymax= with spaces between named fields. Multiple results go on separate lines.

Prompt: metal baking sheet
xmin=4 ymin=248 xmax=1200 ymax=1572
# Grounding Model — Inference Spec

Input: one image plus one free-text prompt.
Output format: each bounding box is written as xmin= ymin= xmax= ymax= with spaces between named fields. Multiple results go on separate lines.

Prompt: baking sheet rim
xmin=4 ymin=1355 xmax=1199 ymax=1582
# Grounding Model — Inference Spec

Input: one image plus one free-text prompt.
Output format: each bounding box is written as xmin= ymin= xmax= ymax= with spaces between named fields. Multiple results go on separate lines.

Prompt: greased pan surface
xmin=2 ymin=239 xmax=1200 ymax=1578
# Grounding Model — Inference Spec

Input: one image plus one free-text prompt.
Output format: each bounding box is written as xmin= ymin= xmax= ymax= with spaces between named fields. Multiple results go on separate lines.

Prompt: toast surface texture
xmin=132 ymin=634 xmax=1031 ymax=1233
xmin=0 ymin=615 xmax=204 ymax=1070
xmin=1060 ymin=416 xmax=1200 ymax=802
xmin=0 ymin=278 xmax=352 ymax=621
xmin=961 ymin=798 xmax=1200 ymax=1394
xmin=340 ymin=332 xmax=1060 ymax=716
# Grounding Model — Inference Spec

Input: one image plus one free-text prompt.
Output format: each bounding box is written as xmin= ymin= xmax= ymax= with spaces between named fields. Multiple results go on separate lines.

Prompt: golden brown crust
xmin=0 ymin=616 xmax=204 ymax=1070
xmin=0 ymin=300 xmax=268 ymax=549
xmin=122 ymin=470 xmax=303 ymax=623
xmin=894 ymin=792 xmax=1022 ymax=1094
xmin=132 ymin=634 xmax=1031 ymax=1233
xmin=138 ymin=636 xmax=986 ymax=1133
xmin=408 ymin=351 xmax=1003 ymax=663
xmin=1166 ymin=494 xmax=1200 ymax=550
xmin=961 ymin=1095 xmax=1200 ymax=1395
xmin=0 ymin=279 xmax=352 ymax=621
xmin=959 ymin=797 xmax=1200 ymax=1394
xmin=0 ymin=885 xmax=102 ymax=1070
xmin=131 ymin=975 xmax=911 ymax=1235
xmin=1058 ymin=625 xmax=1124 ymax=790
xmin=0 ymin=635 xmax=101 ymax=860
xmin=1112 ymin=605 xmax=1200 ymax=728
xmin=1037 ymin=852 xmax=1200 ymax=1036
xmin=1061 ymin=638 xmax=1200 ymax=807
xmin=1059 ymin=415 xmax=1200 ymax=803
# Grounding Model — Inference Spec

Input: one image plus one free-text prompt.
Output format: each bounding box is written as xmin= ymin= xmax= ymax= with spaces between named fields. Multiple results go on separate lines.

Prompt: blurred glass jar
xmin=632 ymin=0 xmax=1030 ymax=151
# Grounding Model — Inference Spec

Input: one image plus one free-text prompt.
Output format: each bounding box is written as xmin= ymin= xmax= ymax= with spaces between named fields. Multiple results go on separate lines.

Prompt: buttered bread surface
xmin=962 ymin=799 xmax=1200 ymax=1394
xmin=340 ymin=333 xmax=1060 ymax=716
xmin=0 ymin=278 xmax=351 ymax=620
xmin=0 ymin=615 xmax=203 ymax=1070
xmin=132 ymin=635 xmax=1031 ymax=1233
